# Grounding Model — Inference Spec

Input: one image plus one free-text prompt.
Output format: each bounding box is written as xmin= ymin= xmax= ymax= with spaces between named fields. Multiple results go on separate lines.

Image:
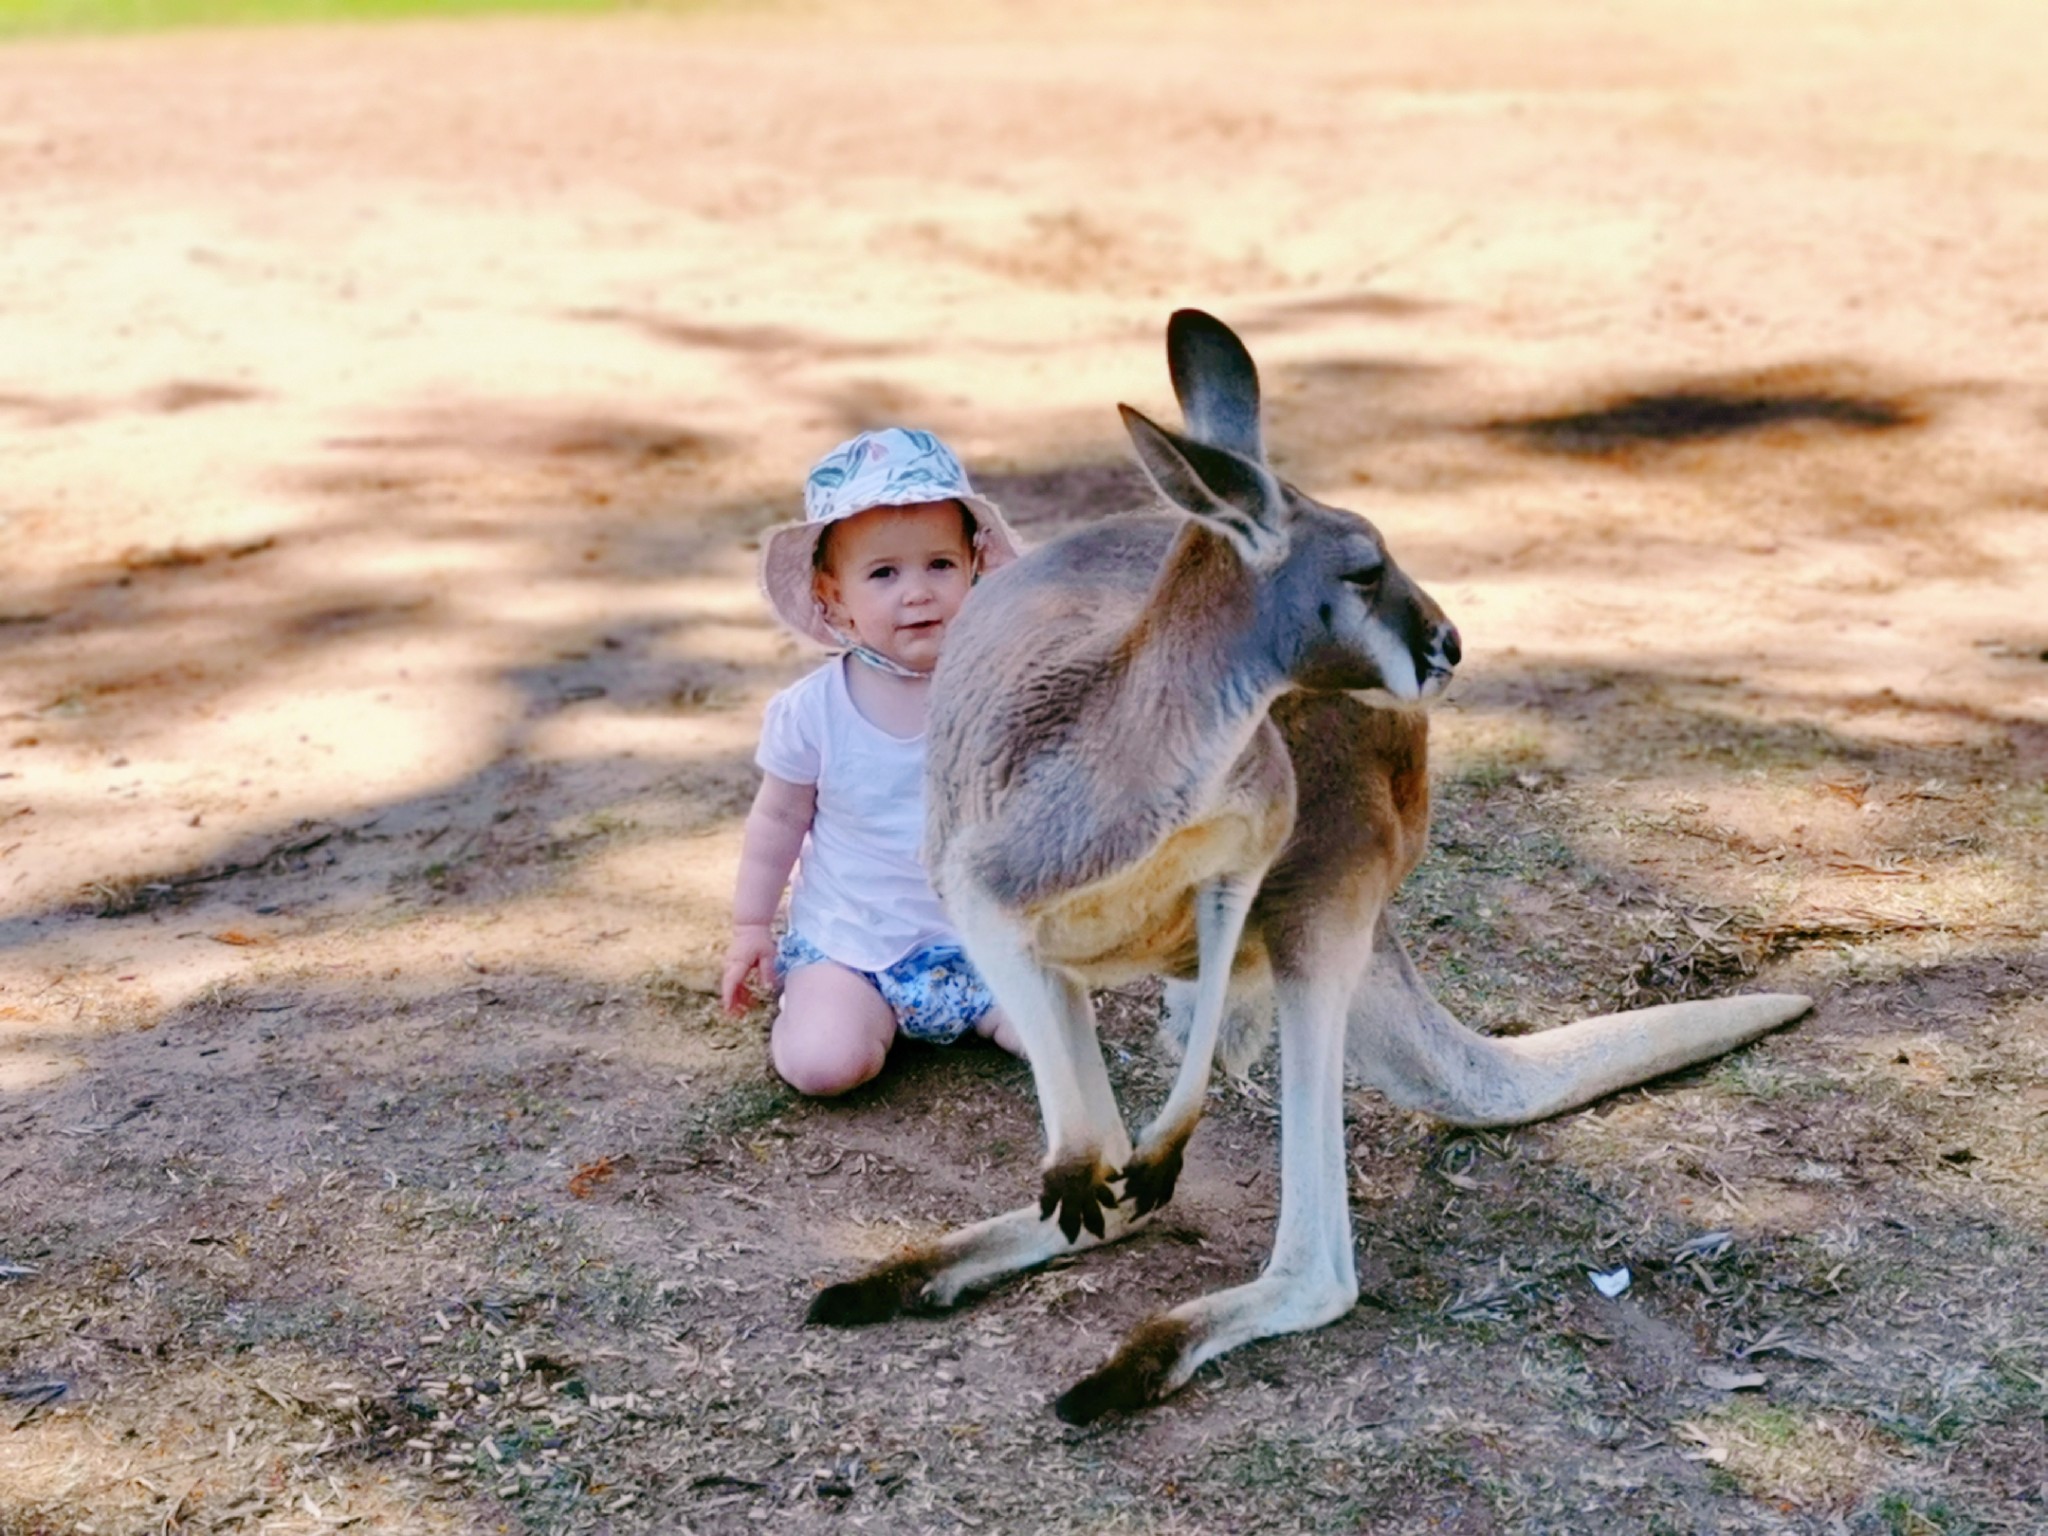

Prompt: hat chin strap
xmin=844 ymin=643 xmax=932 ymax=681
xmin=821 ymin=613 xmax=934 ymax=680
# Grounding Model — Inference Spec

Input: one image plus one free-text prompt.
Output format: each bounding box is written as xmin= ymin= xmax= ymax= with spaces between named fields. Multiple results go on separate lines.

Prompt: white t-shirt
xmin=755 ymin=656 xmax=957 ymax=972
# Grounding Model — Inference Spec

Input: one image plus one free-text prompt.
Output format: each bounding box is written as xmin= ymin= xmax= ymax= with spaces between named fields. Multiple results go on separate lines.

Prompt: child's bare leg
xmin=975 ymin=1004 xmax=1026 ymax=1059
xmin=772 ymin=961 xmax=897 ymax=1097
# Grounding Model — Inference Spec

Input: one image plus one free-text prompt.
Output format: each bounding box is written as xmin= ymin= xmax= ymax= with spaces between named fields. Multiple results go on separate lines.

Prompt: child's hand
xmin=721 ymin=925 xmax=779 ymax=1015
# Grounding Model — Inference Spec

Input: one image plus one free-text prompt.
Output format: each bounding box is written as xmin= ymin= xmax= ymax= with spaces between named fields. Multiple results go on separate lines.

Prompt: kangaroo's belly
xmin=1024 ymin=806 xmax=1284 ymax=984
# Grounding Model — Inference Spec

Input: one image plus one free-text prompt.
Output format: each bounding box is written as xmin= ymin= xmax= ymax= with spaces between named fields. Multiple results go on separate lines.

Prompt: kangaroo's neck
xmin=1118 ymin=521 xmax=1288 ymax=732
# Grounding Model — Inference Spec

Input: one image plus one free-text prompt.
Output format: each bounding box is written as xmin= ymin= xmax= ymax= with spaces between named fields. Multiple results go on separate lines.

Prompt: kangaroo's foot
xmin=1054 ymin=1316 xmax=1195 ymax=1425
xmin=805 ymin=1246 xmax=950 ymax=1326
xmin=810 ymin=1195 xmax=1143 ymax=1328
xmin=1054 ymin=1258 xmax=1359 ymax=1424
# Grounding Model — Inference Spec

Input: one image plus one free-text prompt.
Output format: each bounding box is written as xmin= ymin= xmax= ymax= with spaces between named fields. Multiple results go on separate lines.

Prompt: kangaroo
xmin=806 ymin=310 xmax=1810 ymax=1423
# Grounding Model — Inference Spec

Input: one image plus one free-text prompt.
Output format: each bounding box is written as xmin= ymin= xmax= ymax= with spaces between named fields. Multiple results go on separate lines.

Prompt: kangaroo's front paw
xmin=1119 ymin=1133 xmax=1188 ymax=1219
xmin=1039 ymin=1152 xmax=1119 ymax=1242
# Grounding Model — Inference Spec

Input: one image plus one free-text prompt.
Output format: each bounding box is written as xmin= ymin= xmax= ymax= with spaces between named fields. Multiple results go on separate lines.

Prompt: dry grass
xmin=8 ymin=658 xmax=2045 ymax=1536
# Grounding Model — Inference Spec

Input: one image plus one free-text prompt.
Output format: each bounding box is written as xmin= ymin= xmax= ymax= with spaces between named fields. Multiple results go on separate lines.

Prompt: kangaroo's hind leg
xmin=1055 ymin=937 xmax=1366 ymax=1423
xmin=807 ymin=1189 xmax=1150 ymax=1325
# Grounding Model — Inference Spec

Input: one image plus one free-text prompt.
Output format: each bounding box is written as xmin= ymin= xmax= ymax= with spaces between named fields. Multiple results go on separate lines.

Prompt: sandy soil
xmin=2 ymin=2 xmax=2045 ymax=1532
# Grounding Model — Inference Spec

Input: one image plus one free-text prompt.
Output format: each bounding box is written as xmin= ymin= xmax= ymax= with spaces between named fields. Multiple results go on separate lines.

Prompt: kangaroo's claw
xmin=1039 ymin=1152 xmax=1119 ymax=1242
xmin=1119 ymin=1134 xmax=1188 ymax=1218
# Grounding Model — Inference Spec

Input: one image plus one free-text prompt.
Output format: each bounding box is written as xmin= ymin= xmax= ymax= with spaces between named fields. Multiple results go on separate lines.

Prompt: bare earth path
xmin=2 ymin=3 xmax=2045 ymax=1531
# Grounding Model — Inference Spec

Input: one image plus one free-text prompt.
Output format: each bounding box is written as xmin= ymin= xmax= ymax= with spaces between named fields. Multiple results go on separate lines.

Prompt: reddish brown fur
xmin=1252 ymin=693 xmax=1430 ymax=972
xmin=805 ymin=1245 xmax=949 ymax=1326
xmin=1053 ymin=1315 xmax=1196 ymax=1425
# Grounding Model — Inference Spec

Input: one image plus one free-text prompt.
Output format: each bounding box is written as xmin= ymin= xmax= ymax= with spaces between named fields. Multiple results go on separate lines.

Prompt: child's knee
xmin=771 ymin=1007 xmax=891 ymax=1097
xmin=775 ymin=1041 xmax=886 ymax=1098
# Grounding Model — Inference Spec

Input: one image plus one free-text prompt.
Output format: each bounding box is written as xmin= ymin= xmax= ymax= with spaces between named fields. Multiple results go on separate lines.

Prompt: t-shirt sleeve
xmin=755 ymin=681 xmax=823 ymax=785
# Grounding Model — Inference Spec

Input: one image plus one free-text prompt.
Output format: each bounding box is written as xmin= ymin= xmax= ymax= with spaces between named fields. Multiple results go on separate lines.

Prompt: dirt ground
xmin=3 ymin=1 xmax=2046 ymax=1531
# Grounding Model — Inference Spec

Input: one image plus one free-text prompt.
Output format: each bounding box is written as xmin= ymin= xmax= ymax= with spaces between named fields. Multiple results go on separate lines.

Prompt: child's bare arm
xmin=720 ymin=773 xmax=818 ymax=1014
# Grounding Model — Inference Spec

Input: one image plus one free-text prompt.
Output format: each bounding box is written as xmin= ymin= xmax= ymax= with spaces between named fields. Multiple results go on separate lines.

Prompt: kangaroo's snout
xmin=1431 ymin=620 xmax=1461 ymax=673
xmin=1415 ymin=616 xmax=1460 ymax=697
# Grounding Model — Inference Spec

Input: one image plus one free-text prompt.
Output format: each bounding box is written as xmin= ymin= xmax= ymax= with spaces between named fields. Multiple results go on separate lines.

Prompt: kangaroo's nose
xmin=1439 ymin=624 xmax=1462 ymax=669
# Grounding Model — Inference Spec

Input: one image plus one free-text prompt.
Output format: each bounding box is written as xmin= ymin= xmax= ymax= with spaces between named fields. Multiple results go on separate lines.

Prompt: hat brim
xmin=758 ymin=493 xmax=1024 ymax=649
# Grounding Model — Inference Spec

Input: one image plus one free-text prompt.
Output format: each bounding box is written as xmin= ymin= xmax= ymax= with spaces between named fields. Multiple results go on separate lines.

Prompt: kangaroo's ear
xmin=1120 ymin=403 xmax=1287 ymax=567
xmin=1166 ymin=309 xmax=1264 ymax=462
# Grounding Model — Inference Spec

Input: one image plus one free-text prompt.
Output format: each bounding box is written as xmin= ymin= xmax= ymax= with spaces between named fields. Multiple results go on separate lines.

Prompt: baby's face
xmin=814 ymin=501 xmax=976 ymax=674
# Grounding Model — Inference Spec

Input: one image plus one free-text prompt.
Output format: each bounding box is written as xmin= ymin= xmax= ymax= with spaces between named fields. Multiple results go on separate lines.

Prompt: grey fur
xmin=1166 ymin=307 xmax=1266 ymax=460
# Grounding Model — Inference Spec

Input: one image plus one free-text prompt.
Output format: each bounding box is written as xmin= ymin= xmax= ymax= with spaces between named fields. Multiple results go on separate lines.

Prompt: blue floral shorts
xmin=776 ymin=931 xmax=997 ymax=1045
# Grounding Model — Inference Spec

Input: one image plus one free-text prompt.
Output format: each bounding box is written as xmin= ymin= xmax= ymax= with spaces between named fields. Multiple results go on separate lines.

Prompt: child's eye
xmin=930 ymin=557 xmax=958 ymax=571
xmin=867 ymin=564 xmax=897 ymax=581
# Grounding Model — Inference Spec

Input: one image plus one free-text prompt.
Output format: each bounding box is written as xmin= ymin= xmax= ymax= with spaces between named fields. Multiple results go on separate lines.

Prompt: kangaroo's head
xmin=1119 ymin=310 xmax=1460 ymax=706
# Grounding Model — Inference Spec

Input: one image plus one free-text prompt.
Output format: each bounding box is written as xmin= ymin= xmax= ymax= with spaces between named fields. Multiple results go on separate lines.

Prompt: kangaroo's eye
xmin=1343 ymin=566 xmax=1384 ymax=592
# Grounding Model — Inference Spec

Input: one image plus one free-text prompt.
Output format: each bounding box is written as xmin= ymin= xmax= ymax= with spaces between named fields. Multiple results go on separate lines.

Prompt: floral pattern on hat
xmin=805 ymin=429 xmax=978 ymax=523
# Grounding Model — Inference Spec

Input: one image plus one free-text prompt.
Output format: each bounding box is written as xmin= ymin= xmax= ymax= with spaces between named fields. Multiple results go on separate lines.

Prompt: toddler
xmin=720 ymin=429 xmax=1027 ymax=1095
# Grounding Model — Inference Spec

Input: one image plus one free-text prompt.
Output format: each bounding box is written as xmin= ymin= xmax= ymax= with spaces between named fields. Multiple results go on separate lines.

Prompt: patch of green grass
xmin=1208 ymin=1425 xmax=1481 ymax=1529
xmin=1986 ymin=1344 xmax=2048 ymax=1407
xmin=2004 ymin=777 xmax=2048 ymax=830
xmin=1726 ymin=1401 xmax=1804 ymax=1446
xmin=1431 ymin=715 xmax=1557 ymax=793
xmin=1 ymin=0 xmax=627 ymax=38
xmin=1880 ymin=1384 xmax=2003 ymax=1448
xmin=572 ymin=1256 xmax=688 ymax=1331
xmin=639 ymin=962 xmax=720 ymax=1018
xmin=1703 ymin=1050 xmax=1835 ymax=1103
xmin=576 ymin=808 xmax=640 ymax=839
xmin=215 ymin=1290 xmax=384 ymax=1351
xmin=1871 ymin=1490 xmax=1988 ymax=1536
xmin=685 ymin=1076 xmax=794 ymax=1144
xmin=1685 ymin=1401 xmax=1901 ymax=1511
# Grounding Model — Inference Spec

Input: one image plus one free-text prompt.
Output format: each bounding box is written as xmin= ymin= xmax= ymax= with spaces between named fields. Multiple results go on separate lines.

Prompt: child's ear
xmin=813 ymin=571 xmax=848 ymax=626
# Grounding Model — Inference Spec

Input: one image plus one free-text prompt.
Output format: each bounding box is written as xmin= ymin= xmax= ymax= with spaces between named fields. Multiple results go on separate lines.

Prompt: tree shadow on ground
xmin=1488 ymin=373 xmax=1922 ymax=459
xmin=3 ymin=332 xmax=2033 ymax=979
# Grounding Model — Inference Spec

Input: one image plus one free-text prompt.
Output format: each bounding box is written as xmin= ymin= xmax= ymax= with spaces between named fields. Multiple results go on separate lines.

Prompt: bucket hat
xmin=760 ymin=428 xmax=1023 ymax=649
